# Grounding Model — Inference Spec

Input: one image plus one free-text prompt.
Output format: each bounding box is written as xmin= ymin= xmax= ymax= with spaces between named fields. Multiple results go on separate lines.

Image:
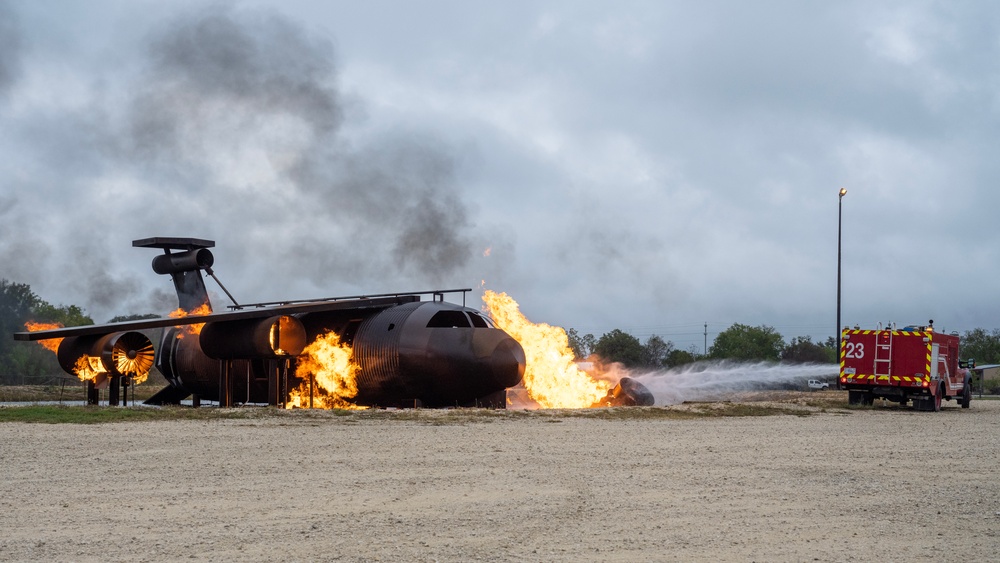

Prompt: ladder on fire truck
xmin=874 ymin=322 xmax=893 ymax=380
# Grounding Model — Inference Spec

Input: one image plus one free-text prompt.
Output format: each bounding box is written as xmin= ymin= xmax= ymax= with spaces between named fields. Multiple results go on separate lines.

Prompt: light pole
xmin=837 ymin=188 xmax=847 ymax=366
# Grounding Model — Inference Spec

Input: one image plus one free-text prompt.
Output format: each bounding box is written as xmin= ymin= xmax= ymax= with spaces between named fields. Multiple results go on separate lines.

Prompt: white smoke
xmin=631 ymin=361 xmax=839 ymax=405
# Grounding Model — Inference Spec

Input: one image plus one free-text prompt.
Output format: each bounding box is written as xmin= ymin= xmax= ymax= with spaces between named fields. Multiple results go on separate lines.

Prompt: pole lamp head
xmin=839 ymin=187 xmax=847 ymax=198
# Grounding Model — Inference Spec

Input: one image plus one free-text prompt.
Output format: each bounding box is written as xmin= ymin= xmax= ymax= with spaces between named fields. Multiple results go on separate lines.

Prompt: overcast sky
xmin=2 ymin=1 xmax=999 ymax=352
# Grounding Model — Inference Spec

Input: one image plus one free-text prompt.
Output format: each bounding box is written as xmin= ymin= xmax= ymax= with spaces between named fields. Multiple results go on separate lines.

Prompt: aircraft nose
xmin=490 ymin=337 xmax=525 ymax=387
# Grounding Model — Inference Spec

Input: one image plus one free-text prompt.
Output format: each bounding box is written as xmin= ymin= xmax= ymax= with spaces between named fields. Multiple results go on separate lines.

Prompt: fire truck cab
xmin=839 ymin=321 xmax=973 ymax=411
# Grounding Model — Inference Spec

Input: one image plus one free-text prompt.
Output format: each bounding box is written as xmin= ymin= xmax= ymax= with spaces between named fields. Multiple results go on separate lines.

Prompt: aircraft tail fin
xmin=133 ymin=237 xmax=216 ymax=313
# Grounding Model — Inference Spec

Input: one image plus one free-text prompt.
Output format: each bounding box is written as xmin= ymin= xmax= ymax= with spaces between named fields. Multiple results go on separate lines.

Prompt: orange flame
xmin=73 ymin=355 xmax=107 ymax=383
xmin=24 ymin=321 xmax=64 ymax=354
xmin=168 ymin=303 xmax=212 ymax=338
xmin=482 ymin=290 xmax=612 ymax=408
xmin=286 ymin=332 xmax=365 ymax=410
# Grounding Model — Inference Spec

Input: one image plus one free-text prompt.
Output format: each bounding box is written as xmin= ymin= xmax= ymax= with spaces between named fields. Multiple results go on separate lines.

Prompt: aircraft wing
xmin=13 ymin=295 xmax=417 ymax=341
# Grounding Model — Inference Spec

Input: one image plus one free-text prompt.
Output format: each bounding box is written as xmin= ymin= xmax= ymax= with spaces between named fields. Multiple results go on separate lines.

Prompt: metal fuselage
xmin=159 ymin=299 xmax=526 ymax=407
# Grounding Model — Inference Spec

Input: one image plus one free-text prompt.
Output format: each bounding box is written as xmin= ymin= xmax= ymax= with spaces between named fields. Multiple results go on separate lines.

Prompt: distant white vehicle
xmin=807 ymin=379 xmax=830 ymax=390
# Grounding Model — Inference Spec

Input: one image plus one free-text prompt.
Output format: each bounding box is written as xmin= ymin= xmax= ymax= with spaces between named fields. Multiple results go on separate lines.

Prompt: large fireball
xmin=286 ymin=331 xmax=365 ymax=410
xmin=482 ymin=290 xmax=612 ymax=408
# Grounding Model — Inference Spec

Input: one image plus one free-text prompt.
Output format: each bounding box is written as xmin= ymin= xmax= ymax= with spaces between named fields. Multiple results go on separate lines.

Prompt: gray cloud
xmin=127 ymin=7 xmax=341 ymax=163
xmin=0 ymin=1 xmax=20 ymax=96
xmin=5 ymin=1 xmax=1000 ymax=346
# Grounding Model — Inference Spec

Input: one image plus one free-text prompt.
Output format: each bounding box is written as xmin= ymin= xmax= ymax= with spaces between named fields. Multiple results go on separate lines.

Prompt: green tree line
xmin=567 ymin=323 xmax=839 ymax=369
xmin=570 ymin=322 xmax=1000 ymax=370
xmin=0 ymin=279 xmax=96 ymax=384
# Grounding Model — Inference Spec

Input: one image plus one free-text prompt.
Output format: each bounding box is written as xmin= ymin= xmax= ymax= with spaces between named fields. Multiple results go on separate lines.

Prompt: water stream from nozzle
xmin=631 ymin=361 xmax=839 ymax=405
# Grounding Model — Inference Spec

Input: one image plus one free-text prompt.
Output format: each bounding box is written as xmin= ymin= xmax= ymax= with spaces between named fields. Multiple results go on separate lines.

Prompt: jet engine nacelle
xmin=200 ymin=315 xmax=307 ymax=359
xmin=56 ymin=331 xmax=155 ymax=383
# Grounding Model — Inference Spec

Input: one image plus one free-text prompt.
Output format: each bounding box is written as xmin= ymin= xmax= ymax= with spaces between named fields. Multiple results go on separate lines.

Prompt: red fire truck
xmin=839 ymin=321 xmax=973 ymax=411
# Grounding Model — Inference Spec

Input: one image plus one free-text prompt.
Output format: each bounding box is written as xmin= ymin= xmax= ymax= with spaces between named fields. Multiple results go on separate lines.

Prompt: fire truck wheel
xmin=933 ymin=387 xmax=942 ymax=412
xmin=960 ymin=384 xmax=971 ymax=409
xmin=848 ymin=391 xmax=873 ymax=406
xmin=848 ymin=391 xmax=874 ymax=406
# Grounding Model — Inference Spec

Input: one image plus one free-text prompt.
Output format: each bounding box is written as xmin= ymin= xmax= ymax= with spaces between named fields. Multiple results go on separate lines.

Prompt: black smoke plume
xmin=0 ymin=5 xmax=479 ymax=321
xmin=121 ymin=6 xmax=473 ymax=285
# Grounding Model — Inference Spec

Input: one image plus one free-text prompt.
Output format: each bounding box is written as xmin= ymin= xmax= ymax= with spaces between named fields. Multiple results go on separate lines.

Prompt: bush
xmin=984 ymin=377 xmax=1000 ymax=395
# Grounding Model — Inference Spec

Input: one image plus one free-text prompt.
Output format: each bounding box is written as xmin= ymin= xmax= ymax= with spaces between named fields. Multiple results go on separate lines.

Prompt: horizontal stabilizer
xmin=143 ymin=385 xmax=192 ymax=406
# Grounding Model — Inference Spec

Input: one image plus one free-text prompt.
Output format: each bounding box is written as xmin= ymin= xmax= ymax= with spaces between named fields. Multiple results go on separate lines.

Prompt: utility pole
xmin=704 ymin=322 xmax=708 ymax=356
xmin=837 ymin=187 xmax=847 ymax=389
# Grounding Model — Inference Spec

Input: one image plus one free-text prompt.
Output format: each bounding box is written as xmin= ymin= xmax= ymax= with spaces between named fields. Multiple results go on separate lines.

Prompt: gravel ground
xmin=1 ymin=399 xmax=998 ymax=562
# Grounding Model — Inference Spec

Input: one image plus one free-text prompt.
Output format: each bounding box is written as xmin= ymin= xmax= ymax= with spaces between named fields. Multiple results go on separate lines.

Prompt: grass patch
xmin=0 ymin=383 xmax=164 ymax=403
xmin=0 ymin=405 xmax=288 ymax=424
xmin=0 ymin=403 xmax=821 ymax=424
xmin=0 ymin=390 xmax=849 ymax=425
xmin=799 ymin=396 xmax=852 ymax=411
xmin=352 ymin=402 xmax=818 ymax=422
xmin=686 ymin=403 xmax=813 ymax=417
xmin=0 ymin=385 xmax=77 ymax=402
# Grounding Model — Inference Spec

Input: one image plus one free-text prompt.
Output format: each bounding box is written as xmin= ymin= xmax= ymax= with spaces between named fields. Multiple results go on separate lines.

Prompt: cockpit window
xmin=426 ymin=310 xmax=472 ymax=328
xmin=468 ymin=312 xmax=492 ymax=328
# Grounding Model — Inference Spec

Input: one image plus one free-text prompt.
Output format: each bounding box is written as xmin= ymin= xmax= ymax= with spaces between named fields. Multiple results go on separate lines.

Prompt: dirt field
xmin=1 ymin=397 xmax=998 ymax=562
